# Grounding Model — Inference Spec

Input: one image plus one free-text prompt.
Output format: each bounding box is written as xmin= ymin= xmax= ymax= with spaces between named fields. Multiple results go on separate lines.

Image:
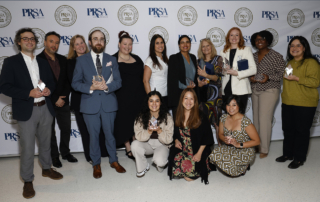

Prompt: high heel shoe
xmin=125 ymin=150 xmax=135 ymax=160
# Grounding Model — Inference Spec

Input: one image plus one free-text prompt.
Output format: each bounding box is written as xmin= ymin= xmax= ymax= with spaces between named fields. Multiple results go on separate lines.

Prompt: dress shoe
xmin=275 ymin=155 xmax=294 ymax=162
xmin=260 ymin=153 xmax=268 ymax=159
xmin=288 ymin=160 xmax=304 ymax=169
xmin=42 ymin=168 xmax=63 ymax=180
xmin=62 ymin=154 xmax=78 ymax=163
xmin=52 ymin=157 xmax=62 ymax=168
xmin=137 ymin=163 xmax=150 ymax=177
xmin=110 ymin=162 xmax=126 ymax=173
xmin=23 ymin=182 xmax=35 ymax=199
xmin=93 ymin=164 xmax=102 ymax=179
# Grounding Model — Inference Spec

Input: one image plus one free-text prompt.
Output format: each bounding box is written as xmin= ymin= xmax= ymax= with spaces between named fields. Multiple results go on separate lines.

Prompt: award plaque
xmin=285 ymin=64 xmax=293 ymax=77
xmin=37 ymin=80 xmax=46 ymax=92
xmin=93 ymin=75 xmax=103 ymax=82
xmin=150 ymin=116 xmax=158 ymax=129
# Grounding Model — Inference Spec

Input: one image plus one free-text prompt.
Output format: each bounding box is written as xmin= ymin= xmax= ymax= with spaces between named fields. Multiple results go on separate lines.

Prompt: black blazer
xmin=0 ymin=53 xmax=56 ymax=121
xmin=167 ymin=52 xmax=199 ymax=108
xmin=66 ymin=58 xmax=81 ymax=111
xmin=37 ymin=50 xmax=70 ymax=105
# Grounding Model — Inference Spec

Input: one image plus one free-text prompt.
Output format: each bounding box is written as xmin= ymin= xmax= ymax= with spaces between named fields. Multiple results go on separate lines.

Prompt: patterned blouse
xmin=251 ymin=49 xmax=286 ymax=91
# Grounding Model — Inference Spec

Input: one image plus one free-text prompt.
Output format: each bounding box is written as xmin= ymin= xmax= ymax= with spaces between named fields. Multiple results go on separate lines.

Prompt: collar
xmin=43 ymin=50 xmax=56 ymax=61
xmin=21 ymin=51 xmax=35 ymax=62
xmin=91 ymin=50 xmax=103 ymax=60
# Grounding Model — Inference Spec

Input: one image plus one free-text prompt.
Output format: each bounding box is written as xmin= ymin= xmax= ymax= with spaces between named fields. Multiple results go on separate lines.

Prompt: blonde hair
xmin=67 ymin=35 xmax=89 ymax=59
xmin=197 ymin=38 xmax=217 ymax=60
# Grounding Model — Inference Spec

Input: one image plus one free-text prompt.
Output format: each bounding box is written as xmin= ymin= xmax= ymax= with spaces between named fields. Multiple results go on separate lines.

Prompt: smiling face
xmin=18 ymin=32 xmax=36 ymax=53
xmin=290 ymin=39 xmax=305 ymax=60
xmin=201 ymin=40 xmax=212 ymax=56
xmin=255 ymin=35 xmax=268 ymax=50
xmin=148 ymin=95 xmax=161 ymax=113
xmin=154 ymin=37 xmax=164 ymax=55
xmin=182 ymin=91 xmax=195 ymax=111
xmin=119 ymin=38 xmax=133 ymax=55
xmin=89 ymin=31 xmax=105 ymax=54
xmin=73 ymin=37 xmax=87 ymax=56
xmin=179 ymin=37 xmax=191 ymax=53
xmin=44 ymin=35 xmax=60 ymax=55
xmin=226 ymin=99 xmax=240 ymax=116
xmin=229 ymin=29 xmax=240 ymax=47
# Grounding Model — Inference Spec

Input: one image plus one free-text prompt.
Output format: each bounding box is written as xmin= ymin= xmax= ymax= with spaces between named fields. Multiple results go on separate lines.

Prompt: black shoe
xmin=125 ymin=150 xmax=135 ymax=160
xmin=62 ymin=154 xmax=78 ymax=163
xmin=52 ymin=157 xmax=62 ymax=168
xmin=275 ymin=155 xmax=294 ymax=162
xmin=288 ymin=160 xmax=304 ymax=169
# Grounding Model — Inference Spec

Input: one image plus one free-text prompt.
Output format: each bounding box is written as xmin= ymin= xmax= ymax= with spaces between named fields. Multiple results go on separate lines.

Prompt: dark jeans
xmin=51 ymin=104 xmax=71 ymax=158
xmin=282 ymin=104 xmax=316 ymax=162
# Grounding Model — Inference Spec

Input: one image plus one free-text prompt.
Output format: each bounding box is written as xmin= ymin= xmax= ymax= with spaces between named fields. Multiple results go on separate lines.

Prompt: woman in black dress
xmin=113 ymin=31 xmax=146 ymax=159
xmin=67 ymin=34 xmax=108 ymax=163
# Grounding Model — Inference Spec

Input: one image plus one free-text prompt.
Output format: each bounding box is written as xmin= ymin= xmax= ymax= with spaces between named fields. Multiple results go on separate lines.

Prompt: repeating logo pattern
xmin=118 ymin=4 xmax=139 ymax=26
xmin=265 ymin=28 xmax=279 ymax=47
xmin=177 ymin=5 xmax=197 ymax=26
xmin=89 ymin=27 xmax=110 ymax=45
xmin=234 ymin=7 xmax=253 ymax=27
xmin=312 ymin=111 xmax=320 ymax=127
xmin=70 ymin=129 xmax=81 ymax=138
xmin=1 ymin=104 xmax=17 ymax=124
xmin=22 ymin=8 xmax=44 ymax=19
xmin=262 ymin=11 xmax=279 ymax=20
xmin=311 ymin=28 xmax=320 ymax=47
xmin=314 ymin=11 xmax=320 ymax=19
xmin=55 ymin=5 xmax=77 ymax=27
xmin=287 ymin=9 xmax=305 ymax=28
xmin=87 ymin=8 xmax=108 ymax=18
xmin=149 ymin=8 xmax=168 ymax=18
xmin=0 ymin=6 xmax=12 ymax=28
xmin=206 ymin=27 xmax=225 ymax=47
xmin=148 ymin=26 xmax=169 ymax=44
xmin=32 ymin=28 xmax=45 ymax=49
xmin=4 ymin=133 xmax=20 ymax=141
xmin=207 ymin=9 xmax=225 ymax=19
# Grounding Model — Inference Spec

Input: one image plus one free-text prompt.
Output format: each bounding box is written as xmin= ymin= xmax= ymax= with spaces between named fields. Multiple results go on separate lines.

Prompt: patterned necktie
xmin=96 ymin=55 xmax=102 ymax=75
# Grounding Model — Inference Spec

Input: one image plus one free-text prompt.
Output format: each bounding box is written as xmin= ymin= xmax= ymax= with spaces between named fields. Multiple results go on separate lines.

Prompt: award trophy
xmin=225 ymin=130 xmax=233 ymax=144
xmin=149 ymin=116 xmax=158 ymax=130
xmin=254 ymin=74 xmax=265 ymax=81
xmin=222 ymin=58 xmax=230 ymax=75
xmin=284 ymin=64 xmax=293 ymax=77
xmin=37 ymin=80 xmax=46 ymax=92
xmin=93 ymin=75 xmax=103 ymax=82
xmin=199 ymin=59 xmax=210 ymax=83
xmin=186 ymin=77 xmax=195 ymax=87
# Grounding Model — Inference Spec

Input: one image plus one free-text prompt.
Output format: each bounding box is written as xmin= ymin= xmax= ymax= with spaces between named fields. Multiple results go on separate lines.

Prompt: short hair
xmin=88 ymin=30 xmax=106 ymax=43
xmin=14 ymin=28 xmax=39 ymax=51
xmin=45 ymin=31 xmax=61 ymax=41
xmin=118 ymin=30 xmax=133 ymax=43
xmin=197 ymin=38 xmax=217 ymax=60
xmin=67 ymin=35 xmax=89 ymax=59
xmin=224 ymin=95 xmax=246 ymax=114
xmin=178 ymin=35 xmax=191 ymax=45
xmin=250 ymin=30 xmax=273 ymax=49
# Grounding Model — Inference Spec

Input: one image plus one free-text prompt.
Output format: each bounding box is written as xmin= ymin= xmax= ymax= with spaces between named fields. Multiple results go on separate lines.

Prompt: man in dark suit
xmin=38 ymin=31 xmax=77 ymax=168
xmin=72 ymin=30 xmax=126 ymax=178
xmin=0 ymin=28 xmax=63 ymax=199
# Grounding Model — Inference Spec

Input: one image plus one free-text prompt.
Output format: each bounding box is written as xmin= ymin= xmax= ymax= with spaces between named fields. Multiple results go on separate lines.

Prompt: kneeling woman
xmin=168 ymin=89 xmax=214 ymax=185
xmin=209 ymin=95 xmax=260 ymax=176
xmin=132 ymin=91 xmax=174 ymax=177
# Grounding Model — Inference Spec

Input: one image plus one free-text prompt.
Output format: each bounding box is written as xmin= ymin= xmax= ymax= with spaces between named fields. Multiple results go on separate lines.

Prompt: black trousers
xmin=74 ymin=110 xmax=108 ymax=162
xmin=282 ymin=104 xmax=316 ymax=162
xmin=51 ymin=104 xmax=71 ymax=158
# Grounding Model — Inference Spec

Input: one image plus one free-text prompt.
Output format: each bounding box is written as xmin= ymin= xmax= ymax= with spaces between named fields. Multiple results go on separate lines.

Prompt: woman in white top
xmin=143 ymin=34 xmax=169 ymax=106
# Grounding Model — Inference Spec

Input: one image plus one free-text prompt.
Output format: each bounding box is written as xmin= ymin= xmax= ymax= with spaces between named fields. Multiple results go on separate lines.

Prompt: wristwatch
xmin=240 ymin=143 xmax=243 ymax=148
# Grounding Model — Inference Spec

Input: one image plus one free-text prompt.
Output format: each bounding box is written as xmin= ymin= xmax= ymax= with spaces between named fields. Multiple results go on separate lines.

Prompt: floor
xmin=0 ymin=138 xmax=319 ymax=202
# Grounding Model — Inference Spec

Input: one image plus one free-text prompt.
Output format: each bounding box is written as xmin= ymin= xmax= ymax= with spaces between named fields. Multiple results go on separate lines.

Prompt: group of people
xmin=0 ymin=26 xmax=319 ymax=199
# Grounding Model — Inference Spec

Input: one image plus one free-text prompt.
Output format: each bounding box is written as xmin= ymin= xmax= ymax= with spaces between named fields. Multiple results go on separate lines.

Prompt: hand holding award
xmin=284 ymin=64 xmax=293 ymax=77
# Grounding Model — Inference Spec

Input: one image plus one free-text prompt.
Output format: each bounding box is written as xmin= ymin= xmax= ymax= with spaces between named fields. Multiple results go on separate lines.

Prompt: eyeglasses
xmin=255 ymin=37 xmax=266 ymax=42
xmin=290 ymin=44 xmax=303 ymax=48
xmin=92 ymin=38 xmax=105 ymax=43
xmin=21 ymin=37 xmax=36 ymax=42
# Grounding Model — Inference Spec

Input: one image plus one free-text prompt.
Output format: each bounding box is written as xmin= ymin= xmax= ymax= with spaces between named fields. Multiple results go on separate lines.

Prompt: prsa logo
xmin=178 ymin=35 xmax=197 ymax=44
xmin=243 ymin=35 xmax=252 ymax=46
xmin=262 ymin=11 xmax=279 ymax=20
xmin=87 ymin=8 xmax=108 ymax=18
xmin=207 ymin=9 xmax=225 ymax=19
xmin=4 ymin=132 xmax=20 ymax=141
xmin=70 ymin=129 xmax=81 ymax=138
xmin=313 ymin=11 xmax=320 ymax=19
xmin=60 ymin=35 xmax=73 ymax=45
xmin=131 ymin=34 xmax=139 ymax=44
xmin=313 ymin=54 xmax=320 ymax=62
xmin=287 ymin=36 xmax=297 ymax=42
xmin=149 ymin=7 xmax=168 ymax=18
xmin=0 ymin=36 xmax=14 ymax=47
xmin=22 ymin=8 xmax=44 ymax=19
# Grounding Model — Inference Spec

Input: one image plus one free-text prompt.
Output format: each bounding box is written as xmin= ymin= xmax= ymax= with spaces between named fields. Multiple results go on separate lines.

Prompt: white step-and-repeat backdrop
xmin=0 ymin=1 xmax=319 ymax=156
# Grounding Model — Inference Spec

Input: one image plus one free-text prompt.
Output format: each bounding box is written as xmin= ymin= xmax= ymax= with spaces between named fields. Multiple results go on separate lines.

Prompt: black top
xmin=112 ymin=52 xmax=146 ymax=146
xmin=224 ymin=49 xmax=237 ymax=97
xmin=66 ymin=58 xmax=81 ymax=111
xmin=167 ymin=52 xmax=199 ymax=108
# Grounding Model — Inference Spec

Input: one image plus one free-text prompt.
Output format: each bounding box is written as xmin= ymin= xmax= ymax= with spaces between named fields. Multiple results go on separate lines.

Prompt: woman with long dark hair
xmin=131 ymin=91 xmax=173 ymax=177
xmin=168 ymin=88 xmax=214 ymax=185
xmin=143 ymin=34 xmax=169 ymax=105
xmin=276 ymin=36 xmax=320 ymax=169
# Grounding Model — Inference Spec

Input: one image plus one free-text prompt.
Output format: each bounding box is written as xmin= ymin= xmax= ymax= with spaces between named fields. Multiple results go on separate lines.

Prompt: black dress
xmin=112 ymin=52 xmax=146 ymax=146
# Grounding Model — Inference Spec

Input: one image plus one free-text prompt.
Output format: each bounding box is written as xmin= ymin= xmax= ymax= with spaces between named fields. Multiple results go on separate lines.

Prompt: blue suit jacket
xmin=71 ymin=52 xmax=121 ymax=114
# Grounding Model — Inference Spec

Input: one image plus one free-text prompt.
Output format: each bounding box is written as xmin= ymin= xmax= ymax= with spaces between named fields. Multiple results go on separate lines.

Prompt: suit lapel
xmin=233 ymin=48 xmax=243 ymax=70
xmin=178 ymin=52 xmax=186 ymax=83
xmin=102 ymin=53 xmax=110 ymax=78
xmin=18 ymin=53 xmax=34 ymax=88
xmin=86 ymin=53 xmax=98 ymax=75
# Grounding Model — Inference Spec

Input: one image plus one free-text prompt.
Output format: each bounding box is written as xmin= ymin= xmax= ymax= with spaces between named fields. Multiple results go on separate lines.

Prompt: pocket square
xmin=106 ymin=61 xmax=112 ymax=67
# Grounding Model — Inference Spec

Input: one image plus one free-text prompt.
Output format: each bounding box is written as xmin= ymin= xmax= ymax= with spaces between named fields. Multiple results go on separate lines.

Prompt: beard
xmin=91 ymin=44 xmax=105 ymax=54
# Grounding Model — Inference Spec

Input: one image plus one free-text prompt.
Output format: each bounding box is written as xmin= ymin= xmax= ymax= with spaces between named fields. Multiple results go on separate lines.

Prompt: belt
xmin=33 ymin=100 xmax=46 ymax=106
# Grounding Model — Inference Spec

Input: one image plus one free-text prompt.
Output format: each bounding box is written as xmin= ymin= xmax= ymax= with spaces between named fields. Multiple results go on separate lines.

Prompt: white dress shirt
xmin=21 ymin=52 xmax=45 ymax=103
xmin=89 ymin=50 xmax=108 ymax=93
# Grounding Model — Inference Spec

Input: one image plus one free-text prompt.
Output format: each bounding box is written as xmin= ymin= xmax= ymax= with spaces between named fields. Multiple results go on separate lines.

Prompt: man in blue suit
xmin=72 ymin=30 xmax=126 ymax=178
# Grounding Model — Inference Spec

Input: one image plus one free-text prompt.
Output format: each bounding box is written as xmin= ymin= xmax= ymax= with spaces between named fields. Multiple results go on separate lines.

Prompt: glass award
xmin=186 ymin=77 xmax=195 ymax=87
xmin=37 ymin=79 xmax=46 ymax=92
xmin=285 ymin=64 xmax=293 ymax=77
xmin=150 ymin=116 xmax=158 ymax=130
xmin=225 ymin=130 xmax=233 ymax=144
xmin=254 ymin=74 xmax=265 ymax=81
xmin=222 ymin=58 xmax=230 ymax=75
xmin=199 ymin=59 xmax=206 ymax=70
xmin=93 ymin=75 xmax=102 ymax=82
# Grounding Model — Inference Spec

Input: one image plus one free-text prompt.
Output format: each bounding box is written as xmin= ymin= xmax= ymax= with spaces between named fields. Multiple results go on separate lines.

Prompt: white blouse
xmin=144 ymin=56 xmax=168 ymax=96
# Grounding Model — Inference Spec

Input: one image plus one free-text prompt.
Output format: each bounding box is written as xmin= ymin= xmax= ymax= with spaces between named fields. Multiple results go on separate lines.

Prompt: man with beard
xmin=38 ymin=32 xmax=77 ymax=168
xmin=72 ymin=30 xmax=126 ymax=178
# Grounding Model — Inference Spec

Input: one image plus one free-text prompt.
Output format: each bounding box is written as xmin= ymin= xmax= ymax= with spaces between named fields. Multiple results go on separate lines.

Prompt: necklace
xmin=119 ymin=54 xmax=130 ymax=61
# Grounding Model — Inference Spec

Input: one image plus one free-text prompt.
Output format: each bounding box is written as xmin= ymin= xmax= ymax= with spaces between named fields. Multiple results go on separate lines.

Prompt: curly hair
xmin=14 ymin=28 xmax=39 ymax=51
xmin=134 ymin=91 xmax=171 ymax=130
xmin=250 ymin=30 xmax=273 ymax=49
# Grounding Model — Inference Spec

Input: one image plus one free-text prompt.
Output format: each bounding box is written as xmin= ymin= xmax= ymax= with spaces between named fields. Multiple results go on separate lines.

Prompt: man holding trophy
xmin=72 ymin=30 xmax=126 ymax=179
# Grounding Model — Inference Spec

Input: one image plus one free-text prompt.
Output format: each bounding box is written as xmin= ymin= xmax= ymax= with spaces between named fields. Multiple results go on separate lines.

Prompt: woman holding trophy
xmin=276 ymin=36 xmax=320 ymax=169
xmin=131 ymin=91 xmax=173 ymax=177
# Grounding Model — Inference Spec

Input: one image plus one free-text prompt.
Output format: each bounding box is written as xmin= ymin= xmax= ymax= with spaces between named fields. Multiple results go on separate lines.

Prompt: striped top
xmin=251 ymin=49 xmax=286 ymax=91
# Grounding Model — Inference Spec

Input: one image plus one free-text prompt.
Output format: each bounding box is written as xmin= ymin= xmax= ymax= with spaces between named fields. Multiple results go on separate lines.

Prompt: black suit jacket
xmin=66 ymin=58 xmax=81 ymax=111
xmin=167 ymin=52 xmax=199 ymax=108
xmin=37 ymin=50 xmax=70 ymax=105
xmin=0 ymin=53 xmax=56 ymax=121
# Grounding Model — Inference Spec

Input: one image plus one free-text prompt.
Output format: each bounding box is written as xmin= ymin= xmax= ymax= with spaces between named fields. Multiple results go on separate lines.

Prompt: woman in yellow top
xmin=276 ymin=36 xmax=320 ymax=169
